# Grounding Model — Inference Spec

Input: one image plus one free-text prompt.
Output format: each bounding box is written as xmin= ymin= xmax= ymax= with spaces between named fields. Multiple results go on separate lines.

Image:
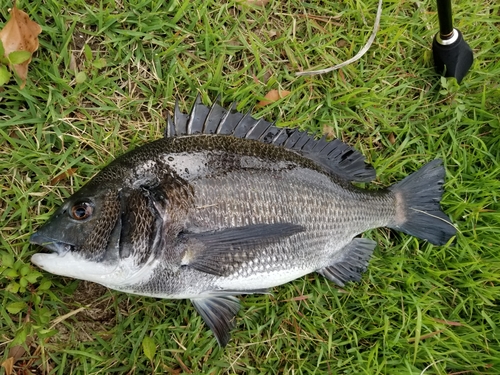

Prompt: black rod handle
xmin=436 ymin=0 xmax=454 ymax=38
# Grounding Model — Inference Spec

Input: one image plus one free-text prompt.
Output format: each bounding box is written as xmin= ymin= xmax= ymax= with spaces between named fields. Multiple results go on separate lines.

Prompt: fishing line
xmin=296 ymin=0 xmax=383 ymax=76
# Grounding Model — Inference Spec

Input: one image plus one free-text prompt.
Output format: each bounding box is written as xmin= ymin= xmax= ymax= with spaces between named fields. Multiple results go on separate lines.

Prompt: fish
xmin=30 ymin=96 xmax=456 ymax=346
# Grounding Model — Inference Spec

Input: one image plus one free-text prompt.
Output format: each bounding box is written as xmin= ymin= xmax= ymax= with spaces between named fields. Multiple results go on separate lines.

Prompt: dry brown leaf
xmin=408 ymin=329 xmax=445 ymax=342
xmin=323 ymin=124 xmax=336 ymax=140
xmin=1 ymin=357 xmax=13 ymax=375
xmin=0 ymin=3 xmax=42 ymax=88
xmin=7 ymin=345 xmax=26 ymax=361
xmin=244 ymin=0 xmax=270 ymax=6
xmin=174 ymin=354 xmax=192 ymax=374
xmin=338 ymin=68 xmax=346 ymax=84
xmin=257 ymin=89 xmax=291 ymax=107
xmin=69 ymin=51 xmax=78 ymax=71
xmin=336 ymin=39 xmax=348 ymax=48
xmin=282 ymin=295 xmax=309 ymax=302
xmin=50 ymin=168 xmax=78 ymax=185
xmin=430 ymin=317 xmax=463 ymax=326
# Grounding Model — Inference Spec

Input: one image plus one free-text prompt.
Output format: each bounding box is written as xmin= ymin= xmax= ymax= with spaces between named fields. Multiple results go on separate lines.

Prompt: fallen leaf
xmin=69 ymin=51 xmax=77 ymax=71
xmin=1 ymin=357 xmax=13 ymax=375
xmin=408 ymin=329 xmax=445 ymax=342
xmin=388 ymin=132 xmax=395 ymax=144
xmin=323 ymin=124 xmax=336 ymax=140
xmin=0 ymin=3 xmax=42 ymax=88
xmin=243 ymin=0 xmax=270 ymax=6
xmin=8 ymin=345 xmax=26 ymax=361
xmin=174 ymin=354 xmax=192 ymax=374
xmin=50 ymin=168 xmax=77 ymax=185
xmin=338 ymin=68 xmax=346 ymax=84
xmin=336 ymin=39 xmax=347 ymax=48
xmin=142 ymin=336 xmax=156 ymax=361
xmin=257 ymin=89 xmax=291 ymax=107
xmin=430 ymin=317 xmax=463 ymax=326
xmin=282 ymin=295 xmax=309 ymax=302
xmin=73 ymin=111 xmax=85 ymax=120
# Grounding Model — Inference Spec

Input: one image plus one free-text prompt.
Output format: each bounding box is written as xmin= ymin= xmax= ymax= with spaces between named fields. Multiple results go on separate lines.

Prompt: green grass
xmin=1 ymin=0 xmax=499 ymax=373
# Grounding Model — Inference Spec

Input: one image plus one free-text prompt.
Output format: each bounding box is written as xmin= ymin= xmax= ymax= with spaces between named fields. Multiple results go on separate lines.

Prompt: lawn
xmin=1 ymin=0 xmax=499 ymax=374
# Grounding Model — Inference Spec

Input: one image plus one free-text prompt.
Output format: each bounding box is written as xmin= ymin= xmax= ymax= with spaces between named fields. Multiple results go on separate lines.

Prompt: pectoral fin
xmin=318 ymin=238 xmax=377 ymax=287
xmin=190 ymin=295 xmax=241 ymax=347
xmin=181 ymin=223 xmax=305 ymax=276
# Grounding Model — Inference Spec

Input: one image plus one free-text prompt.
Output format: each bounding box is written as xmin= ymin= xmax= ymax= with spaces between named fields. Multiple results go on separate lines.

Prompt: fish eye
xmin=70 ymin=202 xmax=93 ymax=221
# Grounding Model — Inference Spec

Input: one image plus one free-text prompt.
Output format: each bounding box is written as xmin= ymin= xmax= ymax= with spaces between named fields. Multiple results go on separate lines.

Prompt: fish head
xmin=30 ymin=179 xmax=128 ymax=282
xmin=29 ymin=162 xmax=170 ymax=288
xmin=30 ymin=145 xmax=193 ymax=287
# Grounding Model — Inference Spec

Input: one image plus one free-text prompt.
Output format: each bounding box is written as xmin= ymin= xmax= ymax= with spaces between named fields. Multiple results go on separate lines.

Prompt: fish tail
xmin=388 ymin=159 xmax=456 ymax=245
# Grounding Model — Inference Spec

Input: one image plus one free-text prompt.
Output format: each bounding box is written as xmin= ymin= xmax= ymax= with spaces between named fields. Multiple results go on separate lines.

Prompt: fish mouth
xmin=29 ymin=232 xmax=74 ymax=256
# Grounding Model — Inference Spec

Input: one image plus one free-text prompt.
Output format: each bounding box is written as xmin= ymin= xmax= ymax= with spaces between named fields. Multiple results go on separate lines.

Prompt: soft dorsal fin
xmin=165 ymin=95 xmax=376 ymax=182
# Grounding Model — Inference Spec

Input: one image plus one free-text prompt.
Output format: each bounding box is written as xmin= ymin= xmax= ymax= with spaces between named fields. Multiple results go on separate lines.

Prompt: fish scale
xmin=189 ymin=170 xmax=392 ymax=273
xmin=30 ymin=97 xmax=456 ymax=347
xmin=190 ymin=169 xmax=383 ymax=234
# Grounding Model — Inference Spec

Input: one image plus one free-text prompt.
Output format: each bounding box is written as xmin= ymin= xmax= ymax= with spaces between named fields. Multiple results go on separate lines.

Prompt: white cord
xmin=296 ymin=0 xmax=383 ymax=77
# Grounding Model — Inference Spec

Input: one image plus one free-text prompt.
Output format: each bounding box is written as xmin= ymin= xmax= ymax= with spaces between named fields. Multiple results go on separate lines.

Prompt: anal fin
xmin=191 ymin=295 xmax=241 ymax=347
xmin=318 ymin=238 xmax=377 ymax=287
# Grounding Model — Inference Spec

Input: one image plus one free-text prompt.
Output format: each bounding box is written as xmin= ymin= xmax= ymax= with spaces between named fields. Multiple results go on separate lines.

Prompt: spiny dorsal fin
xmin=165 ymin=96 xmax=376 ymax=182
xmin=174 ymin=99 xmax=189 ymax=136
xmin=187 ymin=95 xmax=210 ymax=135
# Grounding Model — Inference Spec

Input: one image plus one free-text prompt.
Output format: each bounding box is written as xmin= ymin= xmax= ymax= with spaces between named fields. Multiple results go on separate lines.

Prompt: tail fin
xmin=388 ymin=159 xmax=456 ymax=245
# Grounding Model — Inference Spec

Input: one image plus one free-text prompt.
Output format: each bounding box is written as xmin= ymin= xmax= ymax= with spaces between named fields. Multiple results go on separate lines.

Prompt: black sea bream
xmin=30 ymin=97 xmax=456 ymax=346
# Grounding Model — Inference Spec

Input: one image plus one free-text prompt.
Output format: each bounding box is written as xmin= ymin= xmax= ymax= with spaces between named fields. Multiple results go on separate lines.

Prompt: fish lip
xmin=29 ymin=232 xmax=74 ymax=256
